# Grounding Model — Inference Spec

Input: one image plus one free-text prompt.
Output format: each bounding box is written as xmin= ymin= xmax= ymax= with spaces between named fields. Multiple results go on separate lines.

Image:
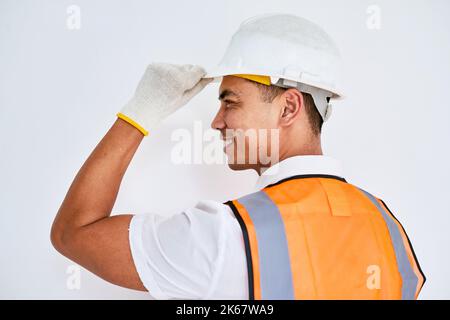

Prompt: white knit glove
xmin=117 ymin=63 xmax=212 ymax=136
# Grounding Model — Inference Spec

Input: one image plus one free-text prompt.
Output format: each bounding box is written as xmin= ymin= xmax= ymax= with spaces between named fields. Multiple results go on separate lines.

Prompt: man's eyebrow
xmin=218 ymin=89 xmax=240 ymax=101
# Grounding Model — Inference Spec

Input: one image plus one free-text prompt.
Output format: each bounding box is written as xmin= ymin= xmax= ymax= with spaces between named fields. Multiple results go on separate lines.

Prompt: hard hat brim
xmin=203 ymin=67 xmax=343 ymax=99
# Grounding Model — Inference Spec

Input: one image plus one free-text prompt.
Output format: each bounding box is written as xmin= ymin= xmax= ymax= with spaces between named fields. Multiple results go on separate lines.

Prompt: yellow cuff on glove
xmin=117 ymin=112 xmax=149 ymax=136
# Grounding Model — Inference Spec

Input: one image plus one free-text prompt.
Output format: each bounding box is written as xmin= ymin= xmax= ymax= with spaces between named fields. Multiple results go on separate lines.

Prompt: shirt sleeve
xmin=128 ymin=200 xmax=242 ymax=300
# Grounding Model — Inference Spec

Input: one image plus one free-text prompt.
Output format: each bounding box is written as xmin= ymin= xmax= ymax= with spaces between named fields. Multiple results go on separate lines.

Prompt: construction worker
xmin=50 ymin=14 xmax=425 ymax=299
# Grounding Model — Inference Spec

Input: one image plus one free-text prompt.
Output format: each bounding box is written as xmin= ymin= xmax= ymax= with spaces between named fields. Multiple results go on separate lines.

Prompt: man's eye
xmin=224 ymin=101 xmax=238 ymax=107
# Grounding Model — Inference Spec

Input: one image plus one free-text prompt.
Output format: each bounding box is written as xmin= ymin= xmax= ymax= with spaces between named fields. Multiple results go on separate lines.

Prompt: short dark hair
xmin=253 ymin=82 xmax=323 ymax=135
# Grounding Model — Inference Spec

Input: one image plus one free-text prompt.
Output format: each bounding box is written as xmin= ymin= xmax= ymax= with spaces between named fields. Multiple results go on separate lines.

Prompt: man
xmin=51 ymin=14 xmax=425 ymax=299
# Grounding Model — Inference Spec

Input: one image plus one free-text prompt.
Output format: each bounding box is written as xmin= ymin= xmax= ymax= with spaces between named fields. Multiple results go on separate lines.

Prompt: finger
xmin=181 ymin=78 xmax=213 ymax=104
xmin=181 ymin=64 xmax=207 ymax=89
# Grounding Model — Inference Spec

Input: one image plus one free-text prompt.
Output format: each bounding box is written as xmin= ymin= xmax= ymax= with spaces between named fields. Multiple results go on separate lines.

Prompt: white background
xmin=0 ymin=0 xmax=449 ymax=299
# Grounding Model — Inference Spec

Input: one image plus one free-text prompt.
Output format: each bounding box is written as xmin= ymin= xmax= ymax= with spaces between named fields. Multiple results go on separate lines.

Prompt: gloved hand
xmin=117 ymin=63 xmax=212 ymax=136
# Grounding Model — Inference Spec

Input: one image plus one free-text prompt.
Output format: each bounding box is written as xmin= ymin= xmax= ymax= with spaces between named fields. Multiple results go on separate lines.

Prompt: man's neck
xmin=256 ymin=146 xmax=324 ymax=176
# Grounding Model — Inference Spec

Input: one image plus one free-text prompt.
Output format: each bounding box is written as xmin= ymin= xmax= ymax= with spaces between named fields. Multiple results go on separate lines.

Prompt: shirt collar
xmin=255 ymin=155 xmax=345 ymax=190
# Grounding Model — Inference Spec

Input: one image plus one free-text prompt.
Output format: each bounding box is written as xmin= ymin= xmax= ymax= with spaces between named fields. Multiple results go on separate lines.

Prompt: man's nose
xmin=211 ymin=108 xmax=225 ymax=131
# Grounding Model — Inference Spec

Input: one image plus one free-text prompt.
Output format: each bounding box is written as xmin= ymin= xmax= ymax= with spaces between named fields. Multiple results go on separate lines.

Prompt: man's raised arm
xmin=50 ymin=63 xmax=211 ymax=291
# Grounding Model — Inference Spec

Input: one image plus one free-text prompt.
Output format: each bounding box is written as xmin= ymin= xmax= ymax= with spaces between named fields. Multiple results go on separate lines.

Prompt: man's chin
xmin=227 ymin=163 xmax=244 ymax=171
xmin=227 ymin=162 xmax=256 ymax=172
xmin=224 ymin=150 xmax=259 ymax=171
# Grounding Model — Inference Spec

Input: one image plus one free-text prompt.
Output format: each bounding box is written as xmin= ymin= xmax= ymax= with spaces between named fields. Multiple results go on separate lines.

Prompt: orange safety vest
xmin=226 ymin=175 xmax=426 ymax=300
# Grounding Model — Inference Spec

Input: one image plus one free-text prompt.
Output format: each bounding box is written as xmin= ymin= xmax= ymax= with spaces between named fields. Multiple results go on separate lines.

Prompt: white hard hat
xmin=204 ymin=14 xmax=343 ymax=121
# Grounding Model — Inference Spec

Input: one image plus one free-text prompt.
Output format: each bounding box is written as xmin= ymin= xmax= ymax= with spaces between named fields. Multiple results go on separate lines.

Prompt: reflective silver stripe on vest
xmin=359 ymin=189 xmax=418 ymax=299
xmin=238 ymin=191 xmax=295 ymax=300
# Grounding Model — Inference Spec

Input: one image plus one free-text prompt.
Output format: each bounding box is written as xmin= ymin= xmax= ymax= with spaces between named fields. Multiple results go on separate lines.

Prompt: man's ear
xmin=280 ymin=88 xmax=304 ymax=127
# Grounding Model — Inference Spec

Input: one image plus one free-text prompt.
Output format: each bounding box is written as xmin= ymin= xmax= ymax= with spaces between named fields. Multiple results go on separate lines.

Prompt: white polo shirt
xmin=128 ymin=155 xmax=344 ymax=299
